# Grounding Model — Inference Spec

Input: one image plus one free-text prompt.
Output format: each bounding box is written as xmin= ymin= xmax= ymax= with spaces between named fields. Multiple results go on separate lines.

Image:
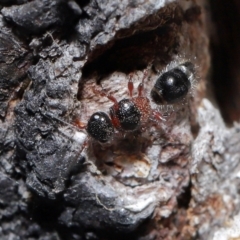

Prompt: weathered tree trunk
xmin=0 ymin=0 xmax=239 ymax=239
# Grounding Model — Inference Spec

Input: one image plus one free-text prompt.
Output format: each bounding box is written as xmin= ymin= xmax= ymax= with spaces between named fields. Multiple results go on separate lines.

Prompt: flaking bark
xmin=0 ymin=0 xmax=239 ymax=239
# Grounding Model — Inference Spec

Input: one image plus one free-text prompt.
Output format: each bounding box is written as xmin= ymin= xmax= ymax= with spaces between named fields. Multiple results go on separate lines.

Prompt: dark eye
xmin=151 ymin=63 xmax=192 ymax=104
xmin=86 ymin=112 xmax=114 ymax=143
xmin=111 ymin=99 xmax=141 ymax=131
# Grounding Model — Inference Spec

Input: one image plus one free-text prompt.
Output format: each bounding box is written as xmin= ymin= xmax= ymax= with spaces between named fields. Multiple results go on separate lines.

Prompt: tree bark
xmin=0 ymin=0 xmax=239 ymax=239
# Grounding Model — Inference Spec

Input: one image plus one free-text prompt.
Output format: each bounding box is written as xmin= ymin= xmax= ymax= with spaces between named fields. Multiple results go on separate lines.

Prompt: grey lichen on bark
xmin=0 ymin=0 xmax=239 ymax=239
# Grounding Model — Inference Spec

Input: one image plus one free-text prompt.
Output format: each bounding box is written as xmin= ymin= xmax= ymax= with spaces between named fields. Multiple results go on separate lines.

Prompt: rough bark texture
xmin=0 ymin=0 xmax=239 ymax=240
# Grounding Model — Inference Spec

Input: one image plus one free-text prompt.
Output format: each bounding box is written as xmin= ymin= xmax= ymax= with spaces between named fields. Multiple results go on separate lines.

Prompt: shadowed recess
xmin=210 ymin=0 xmax=240 ymax=124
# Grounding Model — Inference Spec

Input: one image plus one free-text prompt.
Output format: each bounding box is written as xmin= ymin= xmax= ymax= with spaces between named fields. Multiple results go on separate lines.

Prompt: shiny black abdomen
xmin=87 ymin=112 xmax=114 ymax=143
xmin=151 ymin=68 xmax=191 ymax=104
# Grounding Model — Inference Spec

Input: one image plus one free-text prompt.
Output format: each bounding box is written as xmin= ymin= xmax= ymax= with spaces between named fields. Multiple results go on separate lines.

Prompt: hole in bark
xmin=104 ymin=161 xmax=114 ymax=167
xmin=26 ymin=195 xmax=87 ymax=239
xmin=27 ymin=196 xmax=64 ymax=232
xmin=190 ymin=122 xmax=200 ymax=139
xmin=81 ymin=25 xmax=180 ymax=79
xmin=177 ymin=180 xmax=191 ymax=209
xmin=91 ymin=217 xmax=153 ymax=240
xmin=75 ymin=0 xmax=90 ymax=8
xmin=209 ymin=0 xmax=240 ymax=125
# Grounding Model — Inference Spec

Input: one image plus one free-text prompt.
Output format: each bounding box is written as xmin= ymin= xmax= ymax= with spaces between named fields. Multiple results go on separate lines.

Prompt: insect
xmin=151 ymin=61 xmax=195 ymax=104
xmin=76 ymin=69 xmax=164 ymax=143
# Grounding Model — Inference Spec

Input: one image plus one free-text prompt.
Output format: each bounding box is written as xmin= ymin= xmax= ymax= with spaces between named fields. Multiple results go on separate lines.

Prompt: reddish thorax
xmin=132 ymin=97 xmax=151 ymax=127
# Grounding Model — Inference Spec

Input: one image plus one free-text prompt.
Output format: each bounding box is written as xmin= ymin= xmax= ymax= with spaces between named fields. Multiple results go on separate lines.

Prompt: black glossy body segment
xmin=111 ymin=99 xmax=141 ymax=131
xmin=151 ymin=67 xmax=191 ymax=104
xmin=86 ymin=112 xmax=114 ymax=143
